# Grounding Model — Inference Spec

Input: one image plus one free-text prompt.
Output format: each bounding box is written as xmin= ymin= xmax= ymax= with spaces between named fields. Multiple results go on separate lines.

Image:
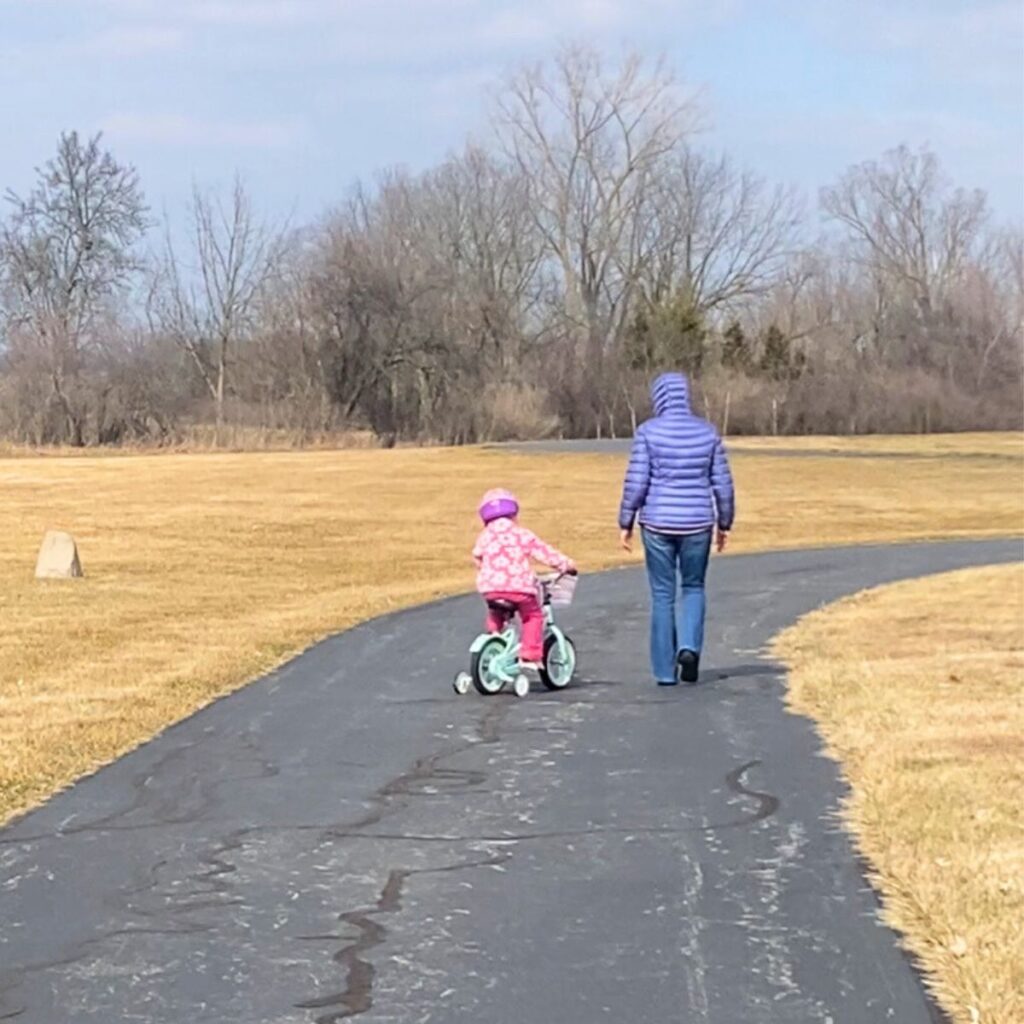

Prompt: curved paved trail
xmin=494 ymin=438 xmax=1023 ymax=461
xmin=1 ymin=539 xmax=1018 ymax=1023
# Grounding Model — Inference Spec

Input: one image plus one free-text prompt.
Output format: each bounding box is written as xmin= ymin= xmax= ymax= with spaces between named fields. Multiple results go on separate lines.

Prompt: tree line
xmin=1 ymin=46 xmax=1020 ymax=448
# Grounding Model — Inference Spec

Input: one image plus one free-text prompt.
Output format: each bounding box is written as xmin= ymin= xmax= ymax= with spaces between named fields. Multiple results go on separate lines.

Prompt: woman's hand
xmin=716 ymin=529 xmax=729 ymax=553
xmin=620 ymin=529 xmax=633 ymax=552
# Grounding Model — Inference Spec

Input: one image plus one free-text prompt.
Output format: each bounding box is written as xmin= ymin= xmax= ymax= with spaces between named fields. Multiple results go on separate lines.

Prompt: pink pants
xmin=484 ymin=591 xmax=544 ymax=662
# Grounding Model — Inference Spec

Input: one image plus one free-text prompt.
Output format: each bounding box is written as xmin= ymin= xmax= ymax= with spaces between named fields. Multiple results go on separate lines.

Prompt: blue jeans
xmin=641 ymin=527 xmax=713 ymax=683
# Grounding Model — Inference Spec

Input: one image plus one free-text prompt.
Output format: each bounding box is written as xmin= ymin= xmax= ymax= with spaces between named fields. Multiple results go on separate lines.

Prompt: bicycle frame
xmin=469 ymin=600 xmax=571 ymax=684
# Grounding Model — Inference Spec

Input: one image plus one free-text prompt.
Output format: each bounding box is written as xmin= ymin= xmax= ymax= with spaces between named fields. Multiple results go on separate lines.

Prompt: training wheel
xmin=453 ymin=672 xmax=472 ymax=696
xmin=512 ymin=674 xmax=530 ymax=698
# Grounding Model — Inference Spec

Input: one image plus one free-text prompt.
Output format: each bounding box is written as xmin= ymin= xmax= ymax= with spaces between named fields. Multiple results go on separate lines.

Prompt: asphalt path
xmin=1 ymin=539 xmax=1019 ymax=1023
xmin=492 ymin=439 xmax=1022 ymax=461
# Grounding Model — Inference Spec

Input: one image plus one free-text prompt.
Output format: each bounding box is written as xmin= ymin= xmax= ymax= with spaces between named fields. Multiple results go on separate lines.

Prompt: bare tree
xmin=821 ymin=144 xmax=988 ymax=318
xmin=644 ymin=147 xmax=802 ymax=314
xmin=0 ymin=132 xmax=148 ymax=444
xmin=423 ymin=146 xmax=548 ymax=375
xmin=305 ymin=151 xmax=552 ymax=444
xmin=819 ymin=145 xmax=1020 ymax=405
xmin=240 ymin=234 xmax=341 ymax=439
xmin=948 ymin=226 xmax=1024 ymax=393
xmin=494 ymin=45 xmax=698 ymax=431
xmin=153 ymin=178 xmax=287 ymax=442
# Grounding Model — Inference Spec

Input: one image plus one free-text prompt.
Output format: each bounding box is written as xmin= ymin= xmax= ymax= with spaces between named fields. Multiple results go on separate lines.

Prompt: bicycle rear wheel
xmin=471 ymin=635 xmax=512 ymax=695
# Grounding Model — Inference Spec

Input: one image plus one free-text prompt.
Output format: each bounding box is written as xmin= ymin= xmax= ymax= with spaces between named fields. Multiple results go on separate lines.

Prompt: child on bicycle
xmin=472 ymin=488 xmax=575 ymax=671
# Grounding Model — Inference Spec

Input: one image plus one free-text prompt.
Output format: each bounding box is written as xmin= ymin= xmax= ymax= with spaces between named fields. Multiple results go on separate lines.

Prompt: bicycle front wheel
xmin=541 ymin=631 xmax=577 ymax=690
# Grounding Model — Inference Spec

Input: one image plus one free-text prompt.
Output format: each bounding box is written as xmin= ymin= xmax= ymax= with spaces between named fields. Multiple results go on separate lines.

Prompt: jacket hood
xmin=651 ymin=372 xmax=691 ymax=416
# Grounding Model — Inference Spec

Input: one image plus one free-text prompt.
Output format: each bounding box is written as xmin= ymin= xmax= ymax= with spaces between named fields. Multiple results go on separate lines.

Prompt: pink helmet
xmin=478 ymin=488 xmax=519 ymax=524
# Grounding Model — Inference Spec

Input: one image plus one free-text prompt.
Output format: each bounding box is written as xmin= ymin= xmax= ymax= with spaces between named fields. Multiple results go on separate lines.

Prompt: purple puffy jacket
xmin=618 ymin=373 xmax=735 ymax=533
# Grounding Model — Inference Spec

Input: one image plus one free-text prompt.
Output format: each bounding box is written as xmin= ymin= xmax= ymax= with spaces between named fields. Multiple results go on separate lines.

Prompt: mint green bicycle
xmin=453 ymin=573 xmax=579 ymax=698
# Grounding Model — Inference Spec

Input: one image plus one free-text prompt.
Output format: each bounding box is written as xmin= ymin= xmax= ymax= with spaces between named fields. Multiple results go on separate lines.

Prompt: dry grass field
xmin=730 ymin=431 xmax=1024 ymax=458
xmin=775 ymin=564 xmax=1024 ymax=1024
xmin=0 ymin=436 xmax=1021 ymax=831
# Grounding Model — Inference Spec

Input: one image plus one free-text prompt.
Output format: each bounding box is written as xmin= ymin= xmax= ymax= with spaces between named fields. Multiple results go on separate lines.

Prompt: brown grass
xmin=775 ymin=564 xmax=1024 ymax=1024
xmin=0 ymin=438 xmax=1021 ymax=826
xmin=731 ymin=431 xmax=1024 ymax=458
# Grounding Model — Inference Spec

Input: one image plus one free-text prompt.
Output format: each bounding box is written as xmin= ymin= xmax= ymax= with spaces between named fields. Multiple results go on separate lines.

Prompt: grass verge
xmin=1 ymin=438 xmax=1021 ymax=825
xmin=774 ymin=564 xmax=1024 ymax=1024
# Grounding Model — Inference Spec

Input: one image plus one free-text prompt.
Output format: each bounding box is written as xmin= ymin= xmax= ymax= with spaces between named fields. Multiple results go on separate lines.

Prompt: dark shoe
xmin=656 ymin=679 xmax=678 ymax=687
xmin=676 ymin=649 xmax=700 ymax=684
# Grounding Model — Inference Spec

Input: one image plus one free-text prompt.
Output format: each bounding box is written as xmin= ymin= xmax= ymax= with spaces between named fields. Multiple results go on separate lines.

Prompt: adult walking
xmin=618 ymin=372 xmax=735 ymax=685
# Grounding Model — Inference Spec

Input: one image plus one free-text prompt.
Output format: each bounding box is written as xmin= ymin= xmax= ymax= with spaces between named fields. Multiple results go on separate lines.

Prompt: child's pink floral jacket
xmin=472 ymin=518 xmax=573 ymax=596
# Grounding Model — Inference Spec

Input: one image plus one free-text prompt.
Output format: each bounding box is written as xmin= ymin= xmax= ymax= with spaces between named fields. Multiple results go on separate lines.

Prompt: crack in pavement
xmin=290 ymin=690 xmax=782 ymax=1021
xmin=291 ymin=698 xmax=515 ymax=1019
xmin=294 ymin=851 xmax=511 ymax=1024
xmin=725 ymin=760 xmax=781 ymax=824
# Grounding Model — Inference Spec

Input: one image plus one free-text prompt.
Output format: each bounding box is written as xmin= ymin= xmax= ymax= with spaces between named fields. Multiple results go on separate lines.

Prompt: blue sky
xmin=1 ymin=0 xmax=1021 ymax=226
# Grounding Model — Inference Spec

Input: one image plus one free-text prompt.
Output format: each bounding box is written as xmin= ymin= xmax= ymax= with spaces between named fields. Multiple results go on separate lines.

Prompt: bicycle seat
xmin=487 ymin=598 xmax=518 ymax=613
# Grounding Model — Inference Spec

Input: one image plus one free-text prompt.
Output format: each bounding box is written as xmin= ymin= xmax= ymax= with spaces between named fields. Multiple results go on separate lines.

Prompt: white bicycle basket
xmin=543 ymin=573 xmax=577 ymax=606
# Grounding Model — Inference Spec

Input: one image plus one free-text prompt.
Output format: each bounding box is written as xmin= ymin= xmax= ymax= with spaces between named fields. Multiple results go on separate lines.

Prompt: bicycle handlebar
xmin=538 ymin=568 xmax=577 ymax=583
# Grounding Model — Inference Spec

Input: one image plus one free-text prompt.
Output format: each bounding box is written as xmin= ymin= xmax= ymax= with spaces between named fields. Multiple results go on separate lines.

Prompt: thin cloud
xmin=0 ymin=24 xmax=183 ymax=62
xmin=77 ymin=26 xmax=183 ymax=57
xmin=179 ymin=0 xmax=333 ymax=26
xmin=101 ymin=112 xmax=304 ymax=149
xmin=5 ymin=0 xmax=710 ymax=76
xmin=1 ymin=0 xmax=1018 ymax=219
xmin=791 ymin=0 xmax=1022 ymax=95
